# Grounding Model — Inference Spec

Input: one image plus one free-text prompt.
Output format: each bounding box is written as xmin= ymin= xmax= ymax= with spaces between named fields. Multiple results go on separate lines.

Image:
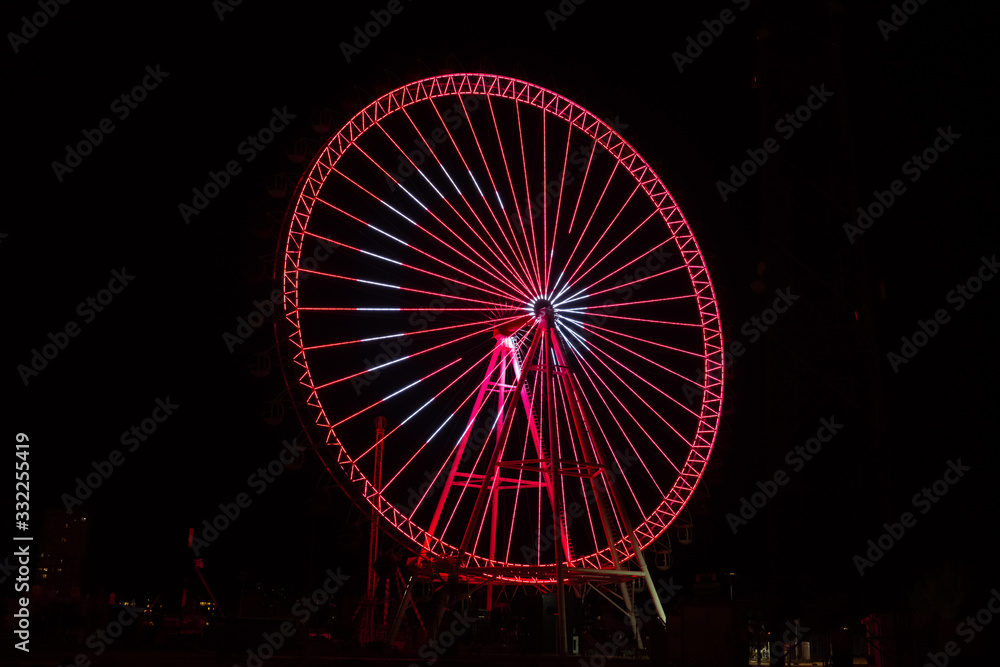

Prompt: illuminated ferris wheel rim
xmin=280 ymin=72 xmax=725 ymax=578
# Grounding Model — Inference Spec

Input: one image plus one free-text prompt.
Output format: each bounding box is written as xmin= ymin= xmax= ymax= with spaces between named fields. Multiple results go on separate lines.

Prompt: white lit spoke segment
xmin=281 ymin=74 xmax=724 ymax=581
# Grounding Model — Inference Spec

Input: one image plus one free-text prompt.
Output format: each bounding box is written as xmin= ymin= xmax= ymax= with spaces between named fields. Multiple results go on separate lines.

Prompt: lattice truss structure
xmin=278 ymin=74 xmax=724 ymax=587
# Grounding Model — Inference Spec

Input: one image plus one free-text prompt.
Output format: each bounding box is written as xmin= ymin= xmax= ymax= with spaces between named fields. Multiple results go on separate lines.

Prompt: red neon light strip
xmin=303 ymin=231 xmax=520 ymax=304
xmin=304 ymin=314 xmax=522 ymax=351
xmin=481 ymin=96 xmax=540 ymax=294
xmin=395 ymin=103 xmax=536 ymax=296
xmin=560 ymin=311 xmax=704 ymax=327
xmin=541 ymin=109 xmax=549 ymax=298
xmin=330 ymin=358 xmax=462 ymax=429
xmin=424 ymin=97 xmax=537 ymax=294
xmin=571 ymin=320 xmax=704 ymax=391
xmin=347 ymin=143 xmax=532 ymax=302
xmin=555 ymin=213 xmax=668 ymax=299
xmin=297 ymin=267 xmax=520 ymax=310
xmin=354 ymin=345 xmax=497 ymax=460
xmin=413 ymin=348 xmax=513 ymax=525
xmin=546 ymin=121 xmax=575 ymax=296
xmin=566 ymin=129 xmax=600 ymax=235
xmin=564 ymin=265 xmax=688 ymax=305
xmin=563 ymin=293 xmax=697 ymax=311
xmin=313 ymin=195 xmax=520 ymax=300
xmin=558 ymin=170 xmax=635 ymax=292
xmin=553 ymin=375 xmax=600 ymax=558
xmin=328 ymin=164 xmax=529 ymax=304
xmin=371 ymin=118 xmax=535 ymax=299
xmin=314 ymin=324 xmax=500 ymax=391
xmin=565 ymin=326 xmax=695 ymax=452
xmin=556 ymin=332 xmax=637 ymax=544
xmin=567 ymin=348 xmax=665 ymax=505
xmin=514 ymin=100 xmax=544 ymax=292
xmin=503 ymin=425 xmax=532 ymax=564
xmin=448 ymin=95 xmax=538 ymax=296
xmin=300 ymin=306 xmax=520 ymax=312
xmin=550 ymin=373 xmax=581 ymax=562
xmin=438 ymin=402 xmax=495 ymax=546
xmin=571 ymin=319 xmax=703 ymax=359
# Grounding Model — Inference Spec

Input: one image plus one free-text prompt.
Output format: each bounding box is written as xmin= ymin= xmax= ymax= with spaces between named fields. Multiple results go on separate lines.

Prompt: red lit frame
xmin=279 ymin=73 xmax=724 ymax=583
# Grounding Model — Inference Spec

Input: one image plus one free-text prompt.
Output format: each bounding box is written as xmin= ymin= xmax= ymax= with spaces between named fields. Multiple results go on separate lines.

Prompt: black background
xmin=5 ymin=0 xmax=999 ymax=658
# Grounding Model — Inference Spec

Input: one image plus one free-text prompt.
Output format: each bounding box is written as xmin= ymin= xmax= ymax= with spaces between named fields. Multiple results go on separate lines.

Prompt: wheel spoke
xmin=375 ymin=110 xmax=537 ymax=299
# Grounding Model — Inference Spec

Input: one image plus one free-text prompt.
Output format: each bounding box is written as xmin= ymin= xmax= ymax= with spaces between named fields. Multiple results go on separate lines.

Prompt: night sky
xmin=5 ymin=0 xmax=999 ymax=653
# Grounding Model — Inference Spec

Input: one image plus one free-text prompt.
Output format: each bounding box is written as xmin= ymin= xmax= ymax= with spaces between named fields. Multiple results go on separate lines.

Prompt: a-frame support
xmin=389 ymin=311 xmax=666 ymax=653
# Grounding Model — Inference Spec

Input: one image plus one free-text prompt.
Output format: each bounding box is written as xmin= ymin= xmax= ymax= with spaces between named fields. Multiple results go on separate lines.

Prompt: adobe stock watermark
xmin=352 ymin=278 xmax=468 ymax=395
xmin=51 ymin=605 xmax=141 ymax=666
xmin=7 ymin=0 xmax=71 ymax=54
xmin=671 ymin=0 xmax=753 ymax=73
xmin=222 ymin=237 xmax=336 ymax=353
xmin=224 ymin=288 xmax=284 ymax=353
xmin=574 ymin=245 xmax=674 ymax=333
xmin=190 ymin=439 xmax=307 ymax=555
xmin=383 ymin=94 xmax=486 ymax=193
xmin=630 ymin=577 xmax=682 ymax=631
xmin=878 ymin=0 xmax=931 ymax=41
xmin=886 ymin=253 xmax=996 ymax=373
xmin=765 ymin=620 xmax=810 ymax=665
xmin=923 ymin=587 xmax=1000 ymax=667
xmin=726 ymin=416 xmax=844 ymax=534
xmin=17 ymin=267 xmax=135 ymax=386
xmin=587 ymin=577 xmax=681 ymax=665
xmin=843 ymin=125 xmax=960 ymax=243
xmin=716 ymin=84 xmax=833 ymax=201
xmin=237 ymin=566 xmax=350 ymax=667
xmin=13 ymin=545 xmax=30 ymax=652
xmin=213 ymin=0 xmax=243 ymax=21
xmin=51 ymin=65 xmax=170 ymax=182
xmin=582 ymin=631 xmax=627 ymax=663
xmin=525 ymin=114 xmax=630 ymax=223
xmin=340 ymin=0 xmax=413 ymax=63
xmin=683 ymin=286 xmax=799 ymax=405
xmin=853 ymin=458 xmax=970 ymax=576
xmin=0 ymin=554 xmax=17 ymax=586
xmin=410 ymin=609 xmax=477 ymax=666
xmin=521 ymin=448 xmax=641 ymax=563
xmin=179 ymin=106 xmax=297 ymax=224
xmin=62 ymin=396 xmax=180 ymax=514
xmin=392 ymin=406 xmax=499 ymax=517
xmin=545 ymin=0 xmax=586 ymax=31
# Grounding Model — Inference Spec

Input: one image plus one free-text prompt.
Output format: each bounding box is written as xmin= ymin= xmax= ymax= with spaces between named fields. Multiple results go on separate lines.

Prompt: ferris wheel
xmin=278 ymin=73 xmax=724 ymax=629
